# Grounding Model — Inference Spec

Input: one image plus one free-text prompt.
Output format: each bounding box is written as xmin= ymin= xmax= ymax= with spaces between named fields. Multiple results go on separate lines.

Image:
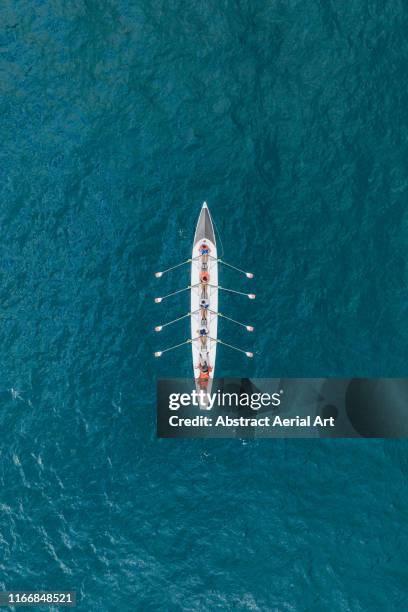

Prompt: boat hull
xmin=191 ymin=203 xmax=218 ymax=390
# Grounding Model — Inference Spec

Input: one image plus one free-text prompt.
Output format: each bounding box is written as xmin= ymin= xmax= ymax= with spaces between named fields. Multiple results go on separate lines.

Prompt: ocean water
xmin=1 ymin=0 xmax=407 ymax=610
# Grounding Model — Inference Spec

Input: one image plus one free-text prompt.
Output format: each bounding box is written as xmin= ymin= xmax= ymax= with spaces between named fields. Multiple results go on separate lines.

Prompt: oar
xmin=209 ymin=310 xmax=254 ymax=332
xmin=154 ymin=283 xmax=201 ymax=303
xmin=208 ymin=337 xmax=253 ymax=358
xmin=155 ymin=310 xmax=200 ymax=332
xmin=206 ymin=256 xmax=253 ymax=278
xmin=208 ymin=284 xmax=256 ymax=300
xmin=154 ymin=339 xmax=192 ymax=357
xmin=154 ymin=258 xmax=199 ymax=278
xmin=217 ymin=259 xmax=254 ymax=279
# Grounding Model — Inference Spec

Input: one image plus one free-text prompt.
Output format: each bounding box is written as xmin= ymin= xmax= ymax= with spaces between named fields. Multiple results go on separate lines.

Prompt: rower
xmin=198 ymin=356 xmax=213 ymax=383
xmin=196 ymin=351 xmax=211 ymax=370
xmin=200 ymin=298 xmax=210 ymax=309
xmin=198 ymin=370 xmax=210 ymax=383
xmin=200 ymin=270 xmax=210 ymax=283
xmin=199 ymin=242 xmax=210 ymax=255
xmin=197 ymin=323 xmax=208 ymax=347
xmin=198 ymin=324 xmax=208 ymax=337
xmin=200 ymin=361 xmax=212 ymax=375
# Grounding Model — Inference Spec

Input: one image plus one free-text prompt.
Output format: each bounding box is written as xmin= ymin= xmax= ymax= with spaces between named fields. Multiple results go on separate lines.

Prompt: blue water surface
xmin=0 ymin=1 xmax=407 ymax=610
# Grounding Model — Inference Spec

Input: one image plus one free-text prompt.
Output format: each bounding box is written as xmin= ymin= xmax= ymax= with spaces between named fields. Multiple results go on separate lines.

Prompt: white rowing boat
xmin=191 ymin=202 xmax=218 ymax=387
xmin=154 ymin=202 xmax=255 ymax=394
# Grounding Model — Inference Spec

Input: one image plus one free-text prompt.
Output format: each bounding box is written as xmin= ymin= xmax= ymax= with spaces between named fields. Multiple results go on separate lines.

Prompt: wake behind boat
xmin=154 ymin=202 xmax=255 ymax=396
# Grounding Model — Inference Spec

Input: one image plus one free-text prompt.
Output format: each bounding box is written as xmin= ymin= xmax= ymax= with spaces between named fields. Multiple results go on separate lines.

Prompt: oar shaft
xmin=154 ymin=339 xmax=192 ymax=357
xmin=218 ymin=286 xmax=245 ymax=297
xmin=155 ymin=284 xmax=200 ymax=302
xmin=219 ymin=259 xmax=253 ymax=277
xmin=208 ymin=337 xmax=252 ymax=357
xmin=156 ymin=310 xmax=200 ymax=331
xmin=162 ymin=339 xmax=191 ymax=354
xmin=160 ymin=286 xmax=189 ymax=300
xmin=209 ymin=257 xmax=253 ymax=278
xmin=161 ymin=260 xmax=190 ymax=274
xmin=155 ymin=258 xmax=199 ymax=277
xmin=210 ymin=310 xmax=252 ymax=330
xmin=216 ymin=285 xmax=255 ymax=299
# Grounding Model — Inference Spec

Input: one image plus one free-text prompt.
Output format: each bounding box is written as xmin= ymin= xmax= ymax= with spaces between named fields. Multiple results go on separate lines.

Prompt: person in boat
xmin=200 ymin=270 xmax=210 ymax=283
xmin=200 ymin=297 xmax=210 ymax=310
xmin=197 ymin=353 xmax=213 ymax=383
xmin=198 ymin=369 xmax=210 ymax=384
xmin=198 ymin=321 xmax=208 ymax=334
xmin=197 ymin=324 xmax=208 ymax=344
xmin=199 ymin=242 xmax=211 ymax=266
xmin=198 ymin=365 xmax=212 ymax=383
xmin=198 ymin=374 xmax=209 ymax=388
xmin=200 ymin=361 xmax=211 ymax=374
xmin=199 ymin=242 xmax=210 ymax=256
xmin=195 ymin=352 xmax=209 ymax=370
